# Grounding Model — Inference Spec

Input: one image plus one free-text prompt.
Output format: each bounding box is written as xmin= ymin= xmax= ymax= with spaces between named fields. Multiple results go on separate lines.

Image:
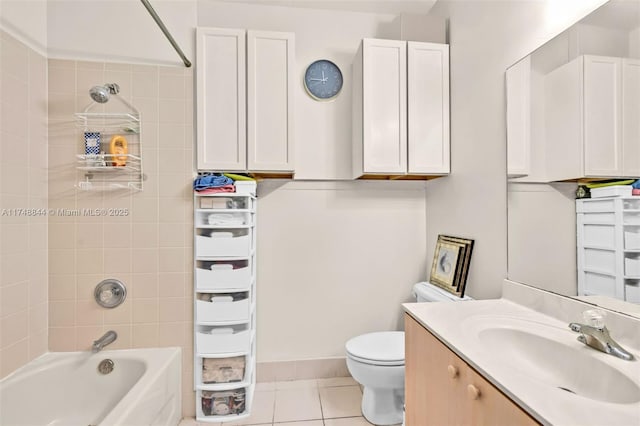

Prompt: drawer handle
xmin=467 ymin=384 xmax=481 ymax=400
xmin=447 ymin=365 xmax=459 ymax=378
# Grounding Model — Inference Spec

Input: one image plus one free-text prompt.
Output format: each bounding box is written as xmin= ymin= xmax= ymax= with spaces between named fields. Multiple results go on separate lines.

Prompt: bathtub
xmin=0 ymin=347 xmax=182 ymax=426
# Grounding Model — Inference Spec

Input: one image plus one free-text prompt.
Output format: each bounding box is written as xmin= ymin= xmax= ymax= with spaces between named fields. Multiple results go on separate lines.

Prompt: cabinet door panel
xmin=362 ymin=39 xmax=407 ymax=174
xmin=247 ymin=31 xmax=294 ymax=172
xmin=196 ymin=28 xmax=246 ymax=171
xmin=583 ymin=55 xmax=622 ymax=177
xmin=407 ymin=42 xmax=450 ymax=175
xmin=623 ymin=59 xmax=640 ymax=177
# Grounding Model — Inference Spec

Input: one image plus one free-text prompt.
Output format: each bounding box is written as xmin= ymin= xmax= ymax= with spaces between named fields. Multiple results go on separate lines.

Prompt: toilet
xmin=345 ymin=282 xmax=471 ymax=425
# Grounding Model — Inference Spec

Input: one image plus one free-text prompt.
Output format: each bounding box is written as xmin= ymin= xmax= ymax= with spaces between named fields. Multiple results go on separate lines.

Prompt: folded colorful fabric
xmin=193 ymin=174 xmax=234 ymax=190
xmin=197 ymin=185 xmax=236 ymax=194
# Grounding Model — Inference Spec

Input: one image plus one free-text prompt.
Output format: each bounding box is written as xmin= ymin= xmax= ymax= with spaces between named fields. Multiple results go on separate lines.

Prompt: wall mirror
xmin=506 ymin=0 xmax=640 ymax=318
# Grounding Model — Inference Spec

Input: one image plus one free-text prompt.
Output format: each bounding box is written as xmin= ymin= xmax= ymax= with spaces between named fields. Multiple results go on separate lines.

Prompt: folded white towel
xmin=211 ymin=295 xmax=233 ymax=303
xmin=208 ymin=213 xmax=245 ymax=226
xmin=209 ymin=231 xmax=233 ymax=238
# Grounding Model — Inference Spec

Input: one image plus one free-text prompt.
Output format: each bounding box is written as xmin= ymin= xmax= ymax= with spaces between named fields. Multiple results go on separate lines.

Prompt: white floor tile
xmin=275 ymin=378 xmax=318 ymax=389
xmin=324 ymin=417 xmax=374 ymax=426
xmin=319 ymin=386 xmax=363 ymax=419
xmin=221 ymin=390 xmax=275 ymax=425
xmin=255 ymin=381 xmax=276 ymax=391
xmin=317 ymin=377 xmax=358 ymax=388
xmin=273 ymin=421 xmax=324 ymax=426
xmin=273 ymin=387 xmax=323 ymax=423
xmin=179 ymin=418 xmax=221 ymax=426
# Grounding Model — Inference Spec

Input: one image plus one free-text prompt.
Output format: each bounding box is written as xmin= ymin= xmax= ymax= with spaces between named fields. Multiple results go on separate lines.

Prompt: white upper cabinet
xmin=196 ymin=28 xmax=295 ymax=174
xmin=545 ymin=55 xmax=639 ymax=181
xmin=353 ymin=38 xmax=450 ymax=179
xmin=247 ymin=31 xmax=295 ymax=173
xmin=197 ymin=28 xmax=246 ymax=171
xmin=622 ymin=58 xmax=640 ymax=177
xmin=506 ymin=56 xmax=532 ymax=178
xmin=407 ymin=41 xmax=450 ymax=175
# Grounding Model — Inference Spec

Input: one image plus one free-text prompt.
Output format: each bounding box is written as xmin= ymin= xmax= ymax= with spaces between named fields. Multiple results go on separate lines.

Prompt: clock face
xmin=304 ymin=59 xmax=343 ymax=101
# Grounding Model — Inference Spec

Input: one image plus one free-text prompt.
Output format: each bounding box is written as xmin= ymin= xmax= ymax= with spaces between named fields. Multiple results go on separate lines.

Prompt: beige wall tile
xmin=29 ymin=303 xmax=48 ymax=334
xmin=76 ymin=248 xmax=103 ymax=274
xmin=132 ymin=298 xmax=159 ymax=323
xmin=132 ymin=323 xmax=159 ymax=348
xmin=158 ymin=322 xmax=185 ymax=347
xmin=49 ymin=300 xmax=76 ymax=327
xmin=1 ymin=311 xmax=28 ymax=348
xmin=159 ymin=272 xmax=185 ymax=298
xmin=132 ymin=223 xmax=158 ymax=248
xmin=75 ymin=325 xmax=104 ymax=351
xmin=28 ymin=330 xmax=47 ymax=361
xmin=1 ymin=282 xmax=28 ymax=317
xmin=103 ymin=248 xmax=132 ymax=274
xmin=318 ymin=386 xmax=362 ymax=419
xmin=75 ymin=299 xmax=103 ymax=326
xmin=106 ymin=324 xmax=132 ymax=349
xmin=103 ymin=297 xmax=132 ymax=325
xmin=158 ymin=297 xmax=185 ymax=323
xmin=131 ymin=273 xmax=158 ymax=298
xmin=132 ymin=70 xmax=158 ymax=98
xmin=159 ymin=74 xmax=185 ymax=100
xmin=49 ymin=327 xmax=76 ymax=351
xmin=1 ymin=339 xmax=29 ymax=378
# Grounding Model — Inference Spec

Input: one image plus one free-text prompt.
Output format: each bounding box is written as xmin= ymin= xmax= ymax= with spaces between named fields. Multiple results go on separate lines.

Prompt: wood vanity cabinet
xmin=405 ymin=314 xmax=539 ymax=426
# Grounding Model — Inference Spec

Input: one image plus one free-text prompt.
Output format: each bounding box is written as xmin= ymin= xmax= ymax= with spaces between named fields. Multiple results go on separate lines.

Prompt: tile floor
xmin=179 ymin=377 xmax=384 ymax=426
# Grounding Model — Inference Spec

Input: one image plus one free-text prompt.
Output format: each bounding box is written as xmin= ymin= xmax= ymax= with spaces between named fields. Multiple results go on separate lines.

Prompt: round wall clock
xmin=303 ymin=59 xmax=343 ymax=101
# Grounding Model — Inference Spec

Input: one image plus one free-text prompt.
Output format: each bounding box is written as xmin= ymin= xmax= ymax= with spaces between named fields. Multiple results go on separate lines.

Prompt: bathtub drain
xmin=98 ymin=359 xmax=114 ymax=375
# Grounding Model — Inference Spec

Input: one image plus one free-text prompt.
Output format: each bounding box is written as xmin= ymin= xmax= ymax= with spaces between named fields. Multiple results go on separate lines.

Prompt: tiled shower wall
xmin=47 ymin=59 xmax=195 ymax=415
xmin=0 ymin=30 xmax=49 ymax=378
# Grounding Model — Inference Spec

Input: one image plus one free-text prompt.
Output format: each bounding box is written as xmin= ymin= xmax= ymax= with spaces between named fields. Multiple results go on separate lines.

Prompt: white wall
xmin=425 ymin=0 xmax=607 ymax=300
xmin=256 ymin=181 xmax=427 ymax=361
xmin=0 ymin=0 xmax=47 ymax=55
xmin=47 ymin=0 xmax=197 ymax=66
xmin=630 ymin=26 xmax=640 ymax=58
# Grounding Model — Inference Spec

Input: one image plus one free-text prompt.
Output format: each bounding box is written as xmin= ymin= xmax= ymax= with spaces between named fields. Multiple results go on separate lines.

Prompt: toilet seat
xmin=346 ymin=331 xmax=404 ymax=366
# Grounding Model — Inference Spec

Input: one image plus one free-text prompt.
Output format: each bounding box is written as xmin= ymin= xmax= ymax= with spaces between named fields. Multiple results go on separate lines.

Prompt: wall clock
xmin=303 ymin=59 xmax=343 ymax=101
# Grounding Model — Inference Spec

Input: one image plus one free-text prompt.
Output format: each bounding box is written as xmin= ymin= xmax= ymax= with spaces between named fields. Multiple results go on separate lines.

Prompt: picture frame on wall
xmin=430 ymin=235 xmax=474 ymax=297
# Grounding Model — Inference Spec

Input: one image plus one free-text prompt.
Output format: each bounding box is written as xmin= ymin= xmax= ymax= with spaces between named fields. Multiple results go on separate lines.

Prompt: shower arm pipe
xmin=140 ymin=0 xmax=192 ymax=68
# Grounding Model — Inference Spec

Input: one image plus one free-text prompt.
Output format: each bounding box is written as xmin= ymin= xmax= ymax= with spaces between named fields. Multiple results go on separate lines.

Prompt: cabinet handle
xmin=447 ymin=365 xmax=459 ymax=378
xmin=467 ymin=384 xmax=481 ymax=400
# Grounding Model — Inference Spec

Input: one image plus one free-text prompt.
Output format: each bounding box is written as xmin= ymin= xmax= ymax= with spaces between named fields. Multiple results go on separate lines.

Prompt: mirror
xmin=506 ymin=0 xmax=640 ymax=318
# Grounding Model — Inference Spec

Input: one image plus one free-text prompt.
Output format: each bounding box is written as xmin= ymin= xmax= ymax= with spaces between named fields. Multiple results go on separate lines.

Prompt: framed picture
xmin=430 ymin=235 xmax=474 ymax=297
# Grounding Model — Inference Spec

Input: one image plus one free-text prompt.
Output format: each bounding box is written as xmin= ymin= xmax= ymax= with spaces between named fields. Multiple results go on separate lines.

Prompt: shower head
xmin=89 ymin=83 xmax=120 ymax=103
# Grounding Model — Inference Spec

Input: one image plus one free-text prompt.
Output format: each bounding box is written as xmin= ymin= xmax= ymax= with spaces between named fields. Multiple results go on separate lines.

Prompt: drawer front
xmin=196 ymin=325 xmax=251 ymax=354
xmin=625 ymin=230 xmax=640 ymax=249
xmin=196 ymin=261 xmax=252 ymax=291
xmin=197 ymin=388 xmax=247 ymax=418
xmin=196 ymin=231 xmax=251 ymax=257
xmin=197 ymin=355 xmax=248 ymax=385
xmin=582 ymin=271 xmax=617 ymax=297
xmin=196 ymin=211 xmax=252 ymax=227
xmin=196 ymin=296 xmax=250 ymax=323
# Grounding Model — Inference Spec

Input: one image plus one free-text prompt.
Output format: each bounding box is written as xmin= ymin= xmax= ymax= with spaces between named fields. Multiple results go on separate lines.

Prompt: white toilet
xmin=345 ymin=282 xmax=471 ymax=426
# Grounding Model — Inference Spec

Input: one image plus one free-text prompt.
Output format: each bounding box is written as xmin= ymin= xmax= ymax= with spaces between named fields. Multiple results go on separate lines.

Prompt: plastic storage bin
xmin=196 ymin=293 xmax=250 ymax=323
xmin=582 ymin=271 xmax=617 ymax=297
xmin=200 ymin=388 xmax=246 ymax=416
xmin=200 ymin=355 xmax=247 ymax=384
xmin=196 ymin=324 xmax=252 ymax=354
xmin=195 ymin=260 xmax=252 ymax=291
xmin=625 ymin=257 xmax=640 ymax=277
xmin=582 ymin=224 xmax=615 ymax=248
xmin=583 ymin=248 xmax=616 ymax=274
xmin=196 ymin=229 xmax=251 ymax=257
xmin=625 ymin=230 xmax=640 ymax=249
xmin=196 ymin=210 xmax=252 ymax=227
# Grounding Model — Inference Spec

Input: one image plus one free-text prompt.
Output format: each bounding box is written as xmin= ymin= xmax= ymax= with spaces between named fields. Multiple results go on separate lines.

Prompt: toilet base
xmin=361 ymin=386 xmax=404 ymax=426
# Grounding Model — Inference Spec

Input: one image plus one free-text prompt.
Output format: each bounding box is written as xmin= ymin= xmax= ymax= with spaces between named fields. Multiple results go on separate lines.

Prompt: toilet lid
xmin=346 ymin=331 xmax=404 ymax=366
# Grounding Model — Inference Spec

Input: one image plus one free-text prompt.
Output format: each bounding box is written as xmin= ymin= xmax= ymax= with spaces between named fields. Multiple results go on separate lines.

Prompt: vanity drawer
xmin=196 ymin=293 xmax=250 ymax=323
xmin=197 ymin=388 xmax=247 ymax=418
xmin=196 ymin=229 xmax=252 ymax=257
xmin=196 ymin=324 xmax=252 ymax=354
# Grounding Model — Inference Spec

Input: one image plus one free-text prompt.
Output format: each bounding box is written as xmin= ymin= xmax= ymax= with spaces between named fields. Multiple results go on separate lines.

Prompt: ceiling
xmin=211 ymin=0 xmax=438 ymax=15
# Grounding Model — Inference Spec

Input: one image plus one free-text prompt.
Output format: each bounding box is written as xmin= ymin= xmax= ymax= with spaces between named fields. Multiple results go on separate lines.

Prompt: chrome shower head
xmin=89 ymin=83 xmax=120 ymax=103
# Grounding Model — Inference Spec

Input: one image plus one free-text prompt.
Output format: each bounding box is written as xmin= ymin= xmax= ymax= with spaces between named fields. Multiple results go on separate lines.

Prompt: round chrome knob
xmin=94 ymin=279 xmax=127 ymax=308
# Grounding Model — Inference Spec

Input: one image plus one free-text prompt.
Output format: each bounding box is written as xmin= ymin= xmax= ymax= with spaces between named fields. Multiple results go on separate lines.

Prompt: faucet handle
xmin=583 ymin=309 xmax=607 ymax=329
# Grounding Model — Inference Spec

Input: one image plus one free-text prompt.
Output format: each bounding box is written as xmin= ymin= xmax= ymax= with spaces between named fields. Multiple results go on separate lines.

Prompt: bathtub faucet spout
xmin=92 ymin=330 xmax=117 ymax=353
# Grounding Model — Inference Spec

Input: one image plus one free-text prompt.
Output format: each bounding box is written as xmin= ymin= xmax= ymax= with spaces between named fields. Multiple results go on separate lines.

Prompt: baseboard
xmin=256 ymin=357 xmax=350 ymax=382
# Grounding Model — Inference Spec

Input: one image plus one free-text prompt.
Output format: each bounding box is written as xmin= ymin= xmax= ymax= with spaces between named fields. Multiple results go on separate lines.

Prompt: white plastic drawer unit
xmin=195 ymin=260 xmax=252 ymax=291
xmin=196 ymin=324 xmax=252 ymax=354
xmin=625 ymin=229 xmax=640 ymax=249
xmin=625 ymin=256 xmax=640 ymax=277
xmin=196 ymin=292 xmax=251 ymax=323
xmin=197 ymin=387 xmax=247 ymax=418
xmin=626 ymin=281 xmax=640 ymax=303
xmin=582 ymin=224 xmax=616 ymax=248
xmin=577 ymin=198 xmax=616 ymax=212
xmin=197 ymin=195 xmax=253 ymax=210
xmin=582 ymin=271 xmax=617 ymax=297
xmin=196 ymin=229 xmax=252 ymax=257
xmin=197 ymin=355 xmax=248 ymax=385
xmin=583 ymin=248 xmax=616 ymax=275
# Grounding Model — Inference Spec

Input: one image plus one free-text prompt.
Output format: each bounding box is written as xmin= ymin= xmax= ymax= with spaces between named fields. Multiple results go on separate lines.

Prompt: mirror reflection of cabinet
xmin=546 ymin=55 xmax=640 ymax=182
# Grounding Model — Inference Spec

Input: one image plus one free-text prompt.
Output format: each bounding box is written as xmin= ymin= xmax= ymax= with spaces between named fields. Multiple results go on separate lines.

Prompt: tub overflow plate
xmin=98 ymin=359 xmax=114 ymax=375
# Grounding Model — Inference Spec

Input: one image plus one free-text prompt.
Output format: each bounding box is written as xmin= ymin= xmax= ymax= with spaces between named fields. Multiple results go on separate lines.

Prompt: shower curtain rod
xmin=140 ymin=0 xmax=192 ymax=68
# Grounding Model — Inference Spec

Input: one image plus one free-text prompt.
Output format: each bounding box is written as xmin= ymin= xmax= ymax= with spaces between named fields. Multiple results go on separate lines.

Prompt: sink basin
xmin=475 ymin=321 xmax=640 ymax=404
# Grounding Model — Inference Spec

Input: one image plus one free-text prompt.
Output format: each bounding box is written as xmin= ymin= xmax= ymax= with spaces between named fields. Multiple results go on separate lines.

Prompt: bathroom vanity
xmin=405 ymin=314 xmax=537 ymax=425
xmin=403 ymin=281 xmax=640 ymax=426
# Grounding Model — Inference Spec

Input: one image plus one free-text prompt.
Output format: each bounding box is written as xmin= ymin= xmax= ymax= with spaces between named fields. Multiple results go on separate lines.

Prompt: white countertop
xmin=403 ymin=299 xmax=640 ymax=426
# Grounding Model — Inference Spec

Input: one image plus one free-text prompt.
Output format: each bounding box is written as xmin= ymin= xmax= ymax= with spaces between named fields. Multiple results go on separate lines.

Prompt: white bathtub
xmin=0 ymin=347 xmax=182 ymax=426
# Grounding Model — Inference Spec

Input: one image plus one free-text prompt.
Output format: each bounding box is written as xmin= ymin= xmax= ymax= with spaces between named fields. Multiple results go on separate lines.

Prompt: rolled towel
xmin=210 ymin=263 xmax=233 ymax=271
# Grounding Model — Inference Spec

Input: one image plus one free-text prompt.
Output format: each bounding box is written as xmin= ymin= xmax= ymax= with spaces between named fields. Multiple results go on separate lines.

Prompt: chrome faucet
xmin=92 ymin=330 xmax=117 ymax=353
xmin=568 ymin=322 xmax=634 ymax=361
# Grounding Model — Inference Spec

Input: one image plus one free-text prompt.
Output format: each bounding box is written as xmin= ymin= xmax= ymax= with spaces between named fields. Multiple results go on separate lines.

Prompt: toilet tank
xmin=412 ymin=282 xmax=473 ymax=302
